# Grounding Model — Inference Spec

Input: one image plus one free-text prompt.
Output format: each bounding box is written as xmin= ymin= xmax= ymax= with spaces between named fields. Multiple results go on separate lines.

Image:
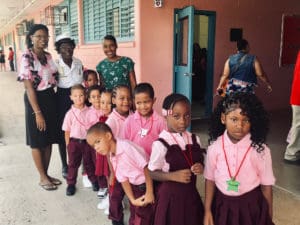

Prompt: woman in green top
xmin=96 ymin=35 xmax=137 ymax=94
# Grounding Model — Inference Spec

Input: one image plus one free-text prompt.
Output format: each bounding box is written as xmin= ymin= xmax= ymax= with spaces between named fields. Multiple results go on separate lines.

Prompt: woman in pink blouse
xmin=18 ymin=24 xmax=61 ymax=191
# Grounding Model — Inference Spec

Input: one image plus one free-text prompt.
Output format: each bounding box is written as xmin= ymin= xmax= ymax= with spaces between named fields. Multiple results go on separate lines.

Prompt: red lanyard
xmin=170 ymin=132 xmax=193 ymax=167
xmin=71 ymin=108 xmax=87 ymax=128
xmin=222 ymin=135 xmax=252 ymax=180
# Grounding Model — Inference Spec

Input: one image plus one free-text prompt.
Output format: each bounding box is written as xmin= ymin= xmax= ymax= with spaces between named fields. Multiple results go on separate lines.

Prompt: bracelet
xmin=32 ymin=110 xmax=41 ymax=115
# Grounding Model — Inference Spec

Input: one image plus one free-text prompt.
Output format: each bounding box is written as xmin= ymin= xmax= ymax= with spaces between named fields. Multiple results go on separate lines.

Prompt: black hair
xmin=26 ymin=24 xmax=49 ymax=49
xmin=162 ymin=93 xmax=190 ymax=110
xmin=87 ymin=85 xmax=102 ymax=99
xmin=9 ymin=47 xmax=12 ymax=51
xmin=101 ymin=87 xmax=112 ymax=96
xmin=208 ymin=92 xmax=269 ymax=152
xmin=71 ymin=84 xmax=85 ymax=93
xmin=133 ymin=82 xmax=155 ymax=99
xmin=87 ymin=122 xmax=113 ymax=137
xmin=55 ymin=38 xmax=76 ymax=53
xmin=83 ymin=69 xmax=98 ymax=82
xmin=112 ymin=84 xmax=131 ymax=98
xmin=103 ymin=35 xmax=117 ymax=45
xmin=237 ymin=39 xmax=249 ymax=51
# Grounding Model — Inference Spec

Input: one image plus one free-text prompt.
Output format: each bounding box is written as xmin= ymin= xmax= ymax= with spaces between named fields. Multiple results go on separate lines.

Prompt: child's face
xmin=88 ymin=89 xmax=101 ymax=109
xmin=221 ymin=107 xmax=251 ymax=143
xmin=103 ymin=39 xmax=117 ymax=59
xmin=166 ymin=101 xmax=191 ymax=133
xmin=86 ymin=73 xmax=98 ymax=88
xmin=70 ymin=89 xmax=85 ymax=107
xmin=112 ymin=88 xmax=132 ymax=116
xmin=134 ymin=93 xmax=155 ymax=118
xmin=101 ymin=92 xmax=112 ymax=116
xmin=87 ymin=131 xmax=111 ymax=155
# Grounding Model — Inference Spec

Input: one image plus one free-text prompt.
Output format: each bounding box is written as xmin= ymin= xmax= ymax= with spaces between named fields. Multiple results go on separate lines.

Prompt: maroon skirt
xmin=213 ymin=186 xmax=275 ymax=225
xmin=95 ymin=153 xmax=109 ymax=176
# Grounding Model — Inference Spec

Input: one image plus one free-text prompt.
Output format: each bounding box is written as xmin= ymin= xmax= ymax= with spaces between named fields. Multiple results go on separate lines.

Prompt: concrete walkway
xmin=0 ymin=71 xmax=299 ymax=225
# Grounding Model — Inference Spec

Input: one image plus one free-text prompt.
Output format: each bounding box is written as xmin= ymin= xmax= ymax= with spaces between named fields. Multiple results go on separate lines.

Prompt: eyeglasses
xmin=32 ymin=35 xmax=50 ymax=40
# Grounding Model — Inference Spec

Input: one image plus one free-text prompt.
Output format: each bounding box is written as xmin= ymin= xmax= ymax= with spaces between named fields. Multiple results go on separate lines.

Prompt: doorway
xmin=173 ymin=6 xmax=216 ymax=122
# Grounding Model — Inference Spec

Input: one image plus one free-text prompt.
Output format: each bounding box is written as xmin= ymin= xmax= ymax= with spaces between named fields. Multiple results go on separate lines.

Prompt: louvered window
xmin=83 ymin=0 xmax=134 ymax=43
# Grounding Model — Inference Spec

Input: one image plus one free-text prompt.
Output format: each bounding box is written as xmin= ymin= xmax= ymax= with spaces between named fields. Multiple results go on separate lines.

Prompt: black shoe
xmin=62 ymin=166 xmax=68 ymax=179
xmin=66 ymin=185 xmax=76 ymax=196
xmin=92 ymin=182 xmax=99 ymax=192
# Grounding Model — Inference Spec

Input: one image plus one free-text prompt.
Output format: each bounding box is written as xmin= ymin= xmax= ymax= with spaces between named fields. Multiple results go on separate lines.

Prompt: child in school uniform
xmin=86 ymin=86 xmax=113 ymax=207
xmin=62 ymin=84 xmax=99 ymax=196
xmin=123 ymin=83 xmax=167 ymax=158
xmin=87 ymin=122 xmax=155 ymax=225
xmin=105 ymin=84 xmax=134 ymax=224
xmin=204 ymin=92 xmax=275 ymax=225
xmin=148 ymin=93 xmax=205 ymax=225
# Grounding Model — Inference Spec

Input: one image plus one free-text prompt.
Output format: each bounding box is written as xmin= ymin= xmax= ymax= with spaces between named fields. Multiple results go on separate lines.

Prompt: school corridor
xmin=0 ymin=71 xmax=299 ymax=225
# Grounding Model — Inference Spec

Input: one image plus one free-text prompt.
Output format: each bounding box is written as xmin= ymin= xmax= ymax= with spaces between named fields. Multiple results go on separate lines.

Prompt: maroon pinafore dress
xmin=153 ymin=134 xmax=205 ymax=225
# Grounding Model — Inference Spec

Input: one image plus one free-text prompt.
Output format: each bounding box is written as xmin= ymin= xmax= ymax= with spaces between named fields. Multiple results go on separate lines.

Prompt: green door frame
xmin=173 ymin=8 xmax=216 ymax=117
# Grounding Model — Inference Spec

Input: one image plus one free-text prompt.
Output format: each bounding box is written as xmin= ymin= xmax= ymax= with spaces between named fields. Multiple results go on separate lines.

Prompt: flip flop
xmin=39 ymin=182 xmax=57 ymax=191
xmin=48 ymin=176 xmax=62 ymax=185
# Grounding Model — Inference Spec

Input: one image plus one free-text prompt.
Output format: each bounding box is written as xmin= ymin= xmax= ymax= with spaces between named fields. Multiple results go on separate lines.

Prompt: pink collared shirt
xmin=110 ymin=139 xmax=148 ymax=185
xmin=148 ymin=130 xmax=202 ymax=172
xmin=106 ymin=109 xmax=131 ymax=138
xmin=86 ymin=106 xmax=105 ymax=129
xmin=204 ymin=131 xmax=275 ymax=196
xmin=62 ymin=105 xmax=89 ymax=139
xmin=123 ymin=110 xmax=167 ymax=158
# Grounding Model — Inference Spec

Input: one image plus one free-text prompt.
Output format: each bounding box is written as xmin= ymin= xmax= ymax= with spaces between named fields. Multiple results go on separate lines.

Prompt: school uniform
xmin=105 ymin=109 xmax=132 ymax=224
xmin=62 ymin=105 xmax=97 ymax=185
xmin=106 ymin=109 xmax=131 ymax=138
xmin=204 ymin=131 xmax=275 ymax=225
xmin=123 ymin=110 xmax=167 ymax=158
xmin=56 ymin=56 xmax=83 ymax=143
xmin=148 ymin=130 xmax=205 ymax=225
xmin=111 ymin=139 xmax=154 ymax=225
xmin=86 ymin=107 xmax=109 ymax=188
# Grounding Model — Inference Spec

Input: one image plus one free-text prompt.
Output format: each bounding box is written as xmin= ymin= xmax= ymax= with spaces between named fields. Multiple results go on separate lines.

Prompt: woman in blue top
xmin=96 ymin=35 xmax=137 ymax=94
xmin=217 ymin=39 xmax=272 ymax=95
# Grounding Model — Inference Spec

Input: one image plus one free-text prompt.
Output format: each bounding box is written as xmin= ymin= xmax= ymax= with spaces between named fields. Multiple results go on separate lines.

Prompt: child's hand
xmin=204 ymin=211 xmax=214 ymax=225
xmin=108 ymin=173 xmax=115 ymax=186
xmin=191 ymin=163 xmax=204 ymax=175
xmin=131 ymin=195 xmax=146 ymax=207
xmin=143 ymin=191 xmax=155 ymax=205
xmin=172 ymin=169 xmax=192 ymax=183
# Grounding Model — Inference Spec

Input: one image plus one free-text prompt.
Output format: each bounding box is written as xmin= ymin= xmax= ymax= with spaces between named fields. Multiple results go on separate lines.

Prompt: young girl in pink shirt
xmin=87 ymin=122 xmax=155 ymax=225
xmin=86 ymin=87 xmax=113 ymax=208
xmin=105 ymin=84 xmax=133 ymax=225
xmin=148 ymin=93 xmax=205 ymax=225
xmin=204 ymin=92 xmax=275 ymax=225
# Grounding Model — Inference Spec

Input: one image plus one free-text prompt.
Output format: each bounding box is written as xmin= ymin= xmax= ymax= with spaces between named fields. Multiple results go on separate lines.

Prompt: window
xmin=54 ymin=0 xmax=78 ymax=43
xmin=83 ymin=0 xmax=134 ymax=43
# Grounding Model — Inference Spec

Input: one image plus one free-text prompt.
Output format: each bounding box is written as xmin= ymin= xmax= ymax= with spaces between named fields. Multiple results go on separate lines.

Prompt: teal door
xmin=174 ymin=6 xmax=194 ymax=100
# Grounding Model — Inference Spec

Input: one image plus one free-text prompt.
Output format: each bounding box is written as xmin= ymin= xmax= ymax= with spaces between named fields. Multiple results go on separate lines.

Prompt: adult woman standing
xmin=96 ymin=35 xmax=136 ymax=94
xmin=18 ymin=24 xmax=61 ymax=191
xmin=55 ymin=35 xmax=84 ymax=178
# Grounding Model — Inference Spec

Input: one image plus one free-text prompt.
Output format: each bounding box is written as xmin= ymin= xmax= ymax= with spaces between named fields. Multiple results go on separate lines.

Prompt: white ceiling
xmin=0 ymin=0 xmax=50 ymax=35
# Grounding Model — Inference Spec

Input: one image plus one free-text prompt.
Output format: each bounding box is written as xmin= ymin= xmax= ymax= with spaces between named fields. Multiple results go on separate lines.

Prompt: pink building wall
xmin=2 ymin=0 xmax=300 ymax=111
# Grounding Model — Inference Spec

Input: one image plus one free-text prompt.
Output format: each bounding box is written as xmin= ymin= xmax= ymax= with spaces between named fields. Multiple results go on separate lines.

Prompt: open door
xmin=174 ymin=6 xmax=194 ymax=100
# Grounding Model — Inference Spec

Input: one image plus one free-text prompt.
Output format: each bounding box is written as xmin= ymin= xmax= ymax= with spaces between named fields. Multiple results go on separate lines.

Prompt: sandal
xmin=39 ymin=182 xmax=57 ymax=191
xmin=48 ymin=176 xmax=62 ymax=185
